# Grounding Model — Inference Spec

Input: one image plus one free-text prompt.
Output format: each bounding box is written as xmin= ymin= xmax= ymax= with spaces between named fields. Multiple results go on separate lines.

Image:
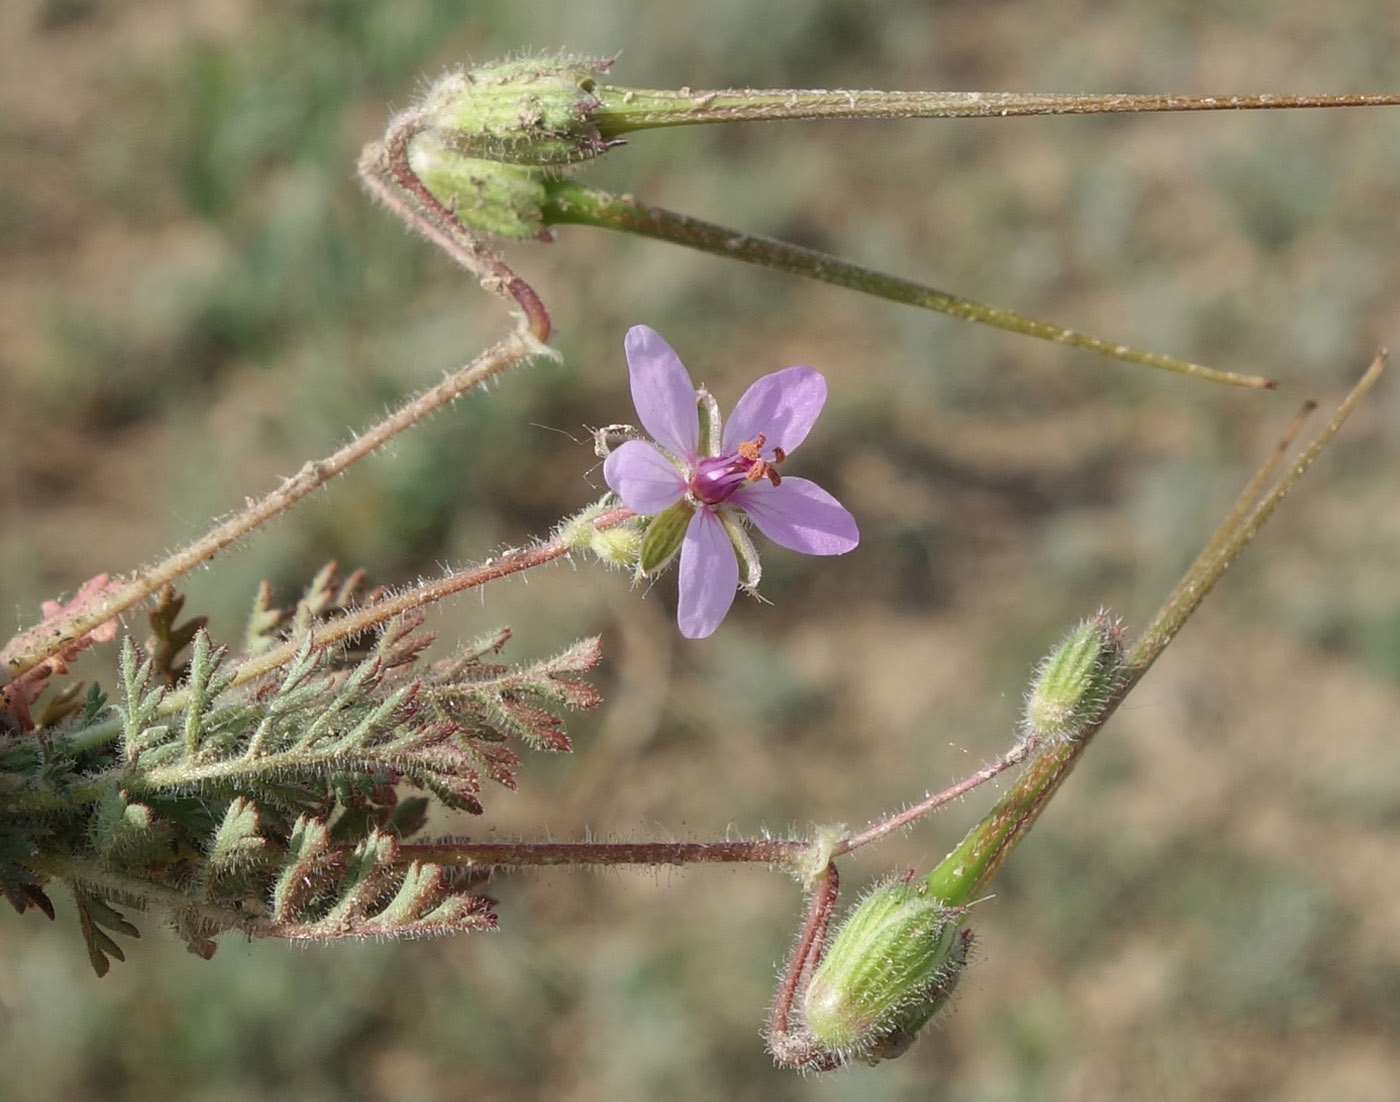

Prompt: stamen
xmin=735 ymin=433 xmax=786 ymax=486
xmin=737 ymin=433 xmax=766 ymax=462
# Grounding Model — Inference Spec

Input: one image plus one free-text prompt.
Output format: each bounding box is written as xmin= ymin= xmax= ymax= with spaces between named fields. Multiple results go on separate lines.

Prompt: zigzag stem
xmin=0 ymin=330 xmax=546 ymax=692
xmin=2 ymin=103 xmax=567 ymax=692
xmin=362 ymin=109 xmax=552 ymax=341
xmin=541 ymin=181 xmax=1275 ymax=389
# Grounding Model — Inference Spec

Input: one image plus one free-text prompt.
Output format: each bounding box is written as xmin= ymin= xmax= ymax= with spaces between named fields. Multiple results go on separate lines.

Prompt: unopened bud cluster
xmin=1022 ymin=612 xmax=1125 ymax=743
xmin=405 ymin=56 xmax=616 ymax=238
xmin=419 ymin=56 xmax=615 ymax=167
xmin=802 ymin=877 xmax=970 ymax=1064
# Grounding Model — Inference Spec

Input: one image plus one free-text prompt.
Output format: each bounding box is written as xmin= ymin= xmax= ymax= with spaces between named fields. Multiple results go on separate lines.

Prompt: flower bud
xmin=588 ymin=525 xmax=644 ymax=570
xmin=802 ymin=878 xmax=968 ymax=1062
xmin=559 ymin=503 xmax=643 ymax=570
xmin=407 ymin=131 xmax=549 ymax=239
xmin=1023 ymin=611 xmax=1125 ymax=742
xmin=418 ymin=56 xmax=615 ymax=168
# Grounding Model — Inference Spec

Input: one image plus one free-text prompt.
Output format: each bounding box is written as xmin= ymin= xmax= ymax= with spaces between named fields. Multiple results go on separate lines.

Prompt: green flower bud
xmin=418 ymin=56 xmax=615 ymax=168
xmin=92 ymin=789 xmax=172 ymax=869
xmin=408 ymin=130 xmax=549 ymax=238
xmin=638 ymin=499 xmax=694 ymax=576
xmin=1023 ymin=612 xmax=1125 ymax=742
xmin=803 ymin=878 xmax=968 ymax=1063
xmin=558 ymin=503 xmax=644 ymax=570
xmin=589 ymin=525 xmax=644 ymax=570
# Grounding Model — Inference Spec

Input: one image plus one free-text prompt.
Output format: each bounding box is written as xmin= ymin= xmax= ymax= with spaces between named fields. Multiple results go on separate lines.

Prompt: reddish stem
xmin=831 ymin=734 xmax=1041 ymax=858
xmin=201 ymin=506 xmax=636 ymax=702
xmin=767 ymin=862 xmax=845 ymax=1071
xmin=374 ymin=111 xmax=551 ymax=342
xmin=401 ymin=839 xmax=805 ymax=869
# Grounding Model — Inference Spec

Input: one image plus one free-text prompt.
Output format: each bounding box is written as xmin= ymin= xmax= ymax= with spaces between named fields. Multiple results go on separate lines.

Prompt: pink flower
xmin=603 ymin=325 xmax=859 ymax=639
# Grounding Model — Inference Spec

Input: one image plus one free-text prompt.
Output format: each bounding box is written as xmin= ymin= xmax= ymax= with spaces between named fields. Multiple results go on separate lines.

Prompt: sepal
xmin=638 ymin=499 xmax=695 ymax=577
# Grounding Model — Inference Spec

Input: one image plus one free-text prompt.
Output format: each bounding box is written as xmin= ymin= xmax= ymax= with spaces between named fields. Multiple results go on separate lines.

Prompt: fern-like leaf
xmin=74 ymin=890 xmax=140 ymax=977
xmin=265 ymin=823 xmax=495 ymax=940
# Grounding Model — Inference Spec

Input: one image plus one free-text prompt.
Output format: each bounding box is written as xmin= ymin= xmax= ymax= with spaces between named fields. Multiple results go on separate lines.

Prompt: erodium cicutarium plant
xmin=1 ymin=53 xmax=1395 ymax=1073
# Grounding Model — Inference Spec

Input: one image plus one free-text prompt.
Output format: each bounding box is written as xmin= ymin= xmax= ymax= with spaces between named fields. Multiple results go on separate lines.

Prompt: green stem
xmin=593 ymin=88 xmax=1400 ymax=136
xmin=5 ymin=773 xmax=119 ymax=814
xmin=542 ymin=180 xmax=1273 ymax=388
xmin=66 ymin=714 xmax=124 ymax=755
xmin=33 ymin=853 xmax=258 ymax=932
xmin=925 ymin=353 xmax=1387 ymax=905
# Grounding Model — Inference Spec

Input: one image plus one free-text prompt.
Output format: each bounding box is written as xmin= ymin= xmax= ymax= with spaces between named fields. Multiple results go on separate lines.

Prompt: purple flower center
xmin=690 ymin=435 xmax=786 ymax=505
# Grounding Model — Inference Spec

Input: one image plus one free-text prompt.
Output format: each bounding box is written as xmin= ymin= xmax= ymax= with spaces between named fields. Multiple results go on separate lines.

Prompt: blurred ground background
xmin=3 ymin=1 xmax=1400 ymax=1099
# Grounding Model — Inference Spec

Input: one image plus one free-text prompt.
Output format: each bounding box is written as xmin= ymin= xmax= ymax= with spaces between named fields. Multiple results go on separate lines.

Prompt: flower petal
xmin=722 ymin=366 xmax=827 ymax=455
xmin=603 ymin=440 xmax=687 ymax=515
xmin=625 ymin=325 xmax=700 ymax=461
xmin=731 ymin=477 xmax=859 ymax=556
xmin=677 ymin=508 xmax=740 ymax=639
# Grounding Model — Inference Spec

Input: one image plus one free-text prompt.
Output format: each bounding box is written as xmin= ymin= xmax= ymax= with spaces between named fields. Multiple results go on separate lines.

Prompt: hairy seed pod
xmin=803 ymin=878 xmax=968 ymax=1063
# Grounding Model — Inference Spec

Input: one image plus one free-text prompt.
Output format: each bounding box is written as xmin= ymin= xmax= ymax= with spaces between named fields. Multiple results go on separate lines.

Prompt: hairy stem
xmin=35 ymin=507 xmax=638 ymax=765
xmin=400 ymin=838 xmax=807 ymax=870
xmin=193 ymin=506 xmax=634 ymax=703
xmin=542 ymin=181 xmax=1274 ymax=388
xmin=593 ymin=88 xmax=1400 ymax=135
xmin=831 ymin=735 xmax=1042 ymax=859
xmin=766 ymin=862 xmax=843 ymax=1071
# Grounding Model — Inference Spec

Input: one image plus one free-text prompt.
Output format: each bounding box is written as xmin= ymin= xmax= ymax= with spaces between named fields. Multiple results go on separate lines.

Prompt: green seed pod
xmin=1023 ymin=611 xmax=1125 ymax=742
xmin=803 ymin=878 xmax=968 ymax=1062
xmin=638 ymin=499 xmax=695 ymax=576
xmin=418 ymin=56 xmax=614 ymax=168
xmin=407 ymin=130 xmax=550 ymax=238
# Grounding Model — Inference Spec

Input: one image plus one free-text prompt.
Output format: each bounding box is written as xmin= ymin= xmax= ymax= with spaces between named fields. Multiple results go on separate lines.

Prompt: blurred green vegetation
xmin=2 ymin=1 xmax=1400 ymax=1099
